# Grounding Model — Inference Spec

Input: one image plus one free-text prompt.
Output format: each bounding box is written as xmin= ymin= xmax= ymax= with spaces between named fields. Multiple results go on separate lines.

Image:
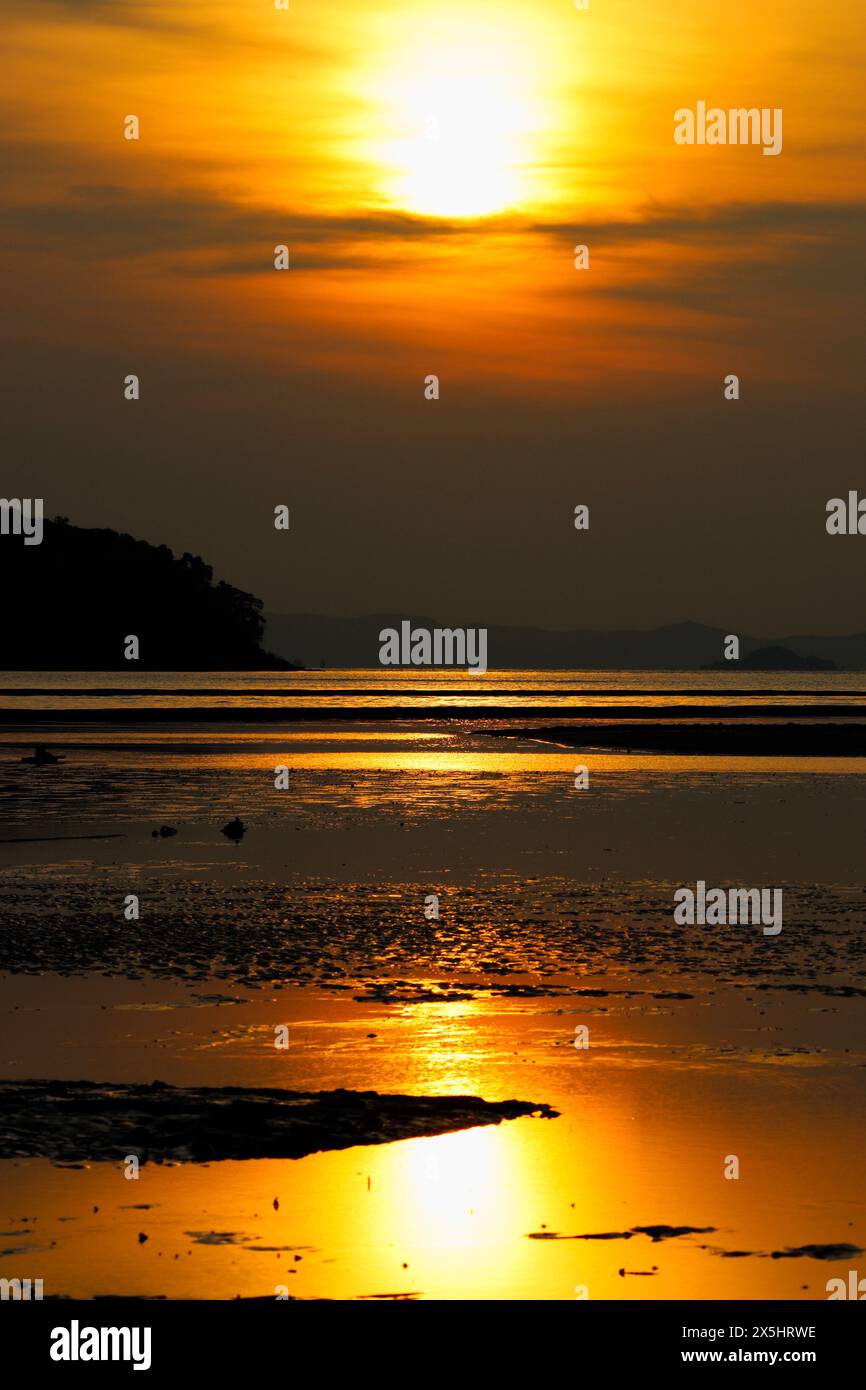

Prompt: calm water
xmin=1 ymin=667 xmax=864 ymax=710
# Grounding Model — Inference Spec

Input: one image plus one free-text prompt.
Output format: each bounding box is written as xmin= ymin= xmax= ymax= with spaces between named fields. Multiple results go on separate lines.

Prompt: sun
xmin=374 ymin=36 xmax=538 ymax=219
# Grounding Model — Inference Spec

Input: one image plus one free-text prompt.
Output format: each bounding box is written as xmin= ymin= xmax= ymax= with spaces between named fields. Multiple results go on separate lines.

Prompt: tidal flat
xmin=1 ymin=717 xmax=864 ymax=1298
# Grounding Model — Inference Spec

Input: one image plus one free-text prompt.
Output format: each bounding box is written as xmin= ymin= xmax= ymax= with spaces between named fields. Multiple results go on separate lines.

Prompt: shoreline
xmin=2 ymin=705 xmax=866 ymax=727
xmin=485 ymin=723 xmax=866 ymax=755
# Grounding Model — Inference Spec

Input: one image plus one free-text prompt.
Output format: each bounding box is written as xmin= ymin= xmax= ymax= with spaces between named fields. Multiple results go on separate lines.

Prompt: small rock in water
xmin=222 ymin=817 xmax=246 ymax=842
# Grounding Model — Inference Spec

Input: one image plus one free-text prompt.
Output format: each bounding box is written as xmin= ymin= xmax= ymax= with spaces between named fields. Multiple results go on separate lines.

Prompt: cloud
xmin=0 ymin=0 xmax=332 ymax=57
xmin=530 ymin=199 xmax=866 ymax=245
xmin=2 ymin=0 xmax=202 ymax=36
xmin=3 ymin=176 xmax=864 ymax=291
xmin=554 ymin=200 xmax=866 ymax=321
xmin=0 ymin=180 xmax=517 ymax=263
xmin=2 ymin=156 xmax=864 ymax=334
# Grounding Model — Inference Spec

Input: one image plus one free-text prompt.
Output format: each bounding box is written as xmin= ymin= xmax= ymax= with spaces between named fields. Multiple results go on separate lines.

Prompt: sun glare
xmin=375 ymin=36 xmax=538 ymax=218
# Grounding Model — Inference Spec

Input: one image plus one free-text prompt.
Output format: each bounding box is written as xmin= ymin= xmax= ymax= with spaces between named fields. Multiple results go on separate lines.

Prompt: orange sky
xmin=4 ymin=0 xmax=864 ymax=386
xmin=1 ymin=0 xmax=865 ymax=630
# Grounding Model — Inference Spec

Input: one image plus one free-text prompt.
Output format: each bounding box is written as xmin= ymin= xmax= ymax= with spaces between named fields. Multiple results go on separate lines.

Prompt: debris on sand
xmin=0 ymin=1080 xmax=559 ymax=1165
xmin=712 ymin=1241 xmax=863 ymax=1262
xmin=770 ymin=1243 xmax=863 ymax=1261
xmin=527 ymin=1224 xmax=716 ymax=1243
xmin=21 ymin=744 xmax=65 ymax=766
xmin=221 ymin=817 xmax=246 ymax=842
xmin=631 ymin=1225 xmax=716 ymax=1243
xmin=527 ymin=1230 xmax=634 ymax=1241
xmin=185 ymin=1231 xmax=244 ymax=1246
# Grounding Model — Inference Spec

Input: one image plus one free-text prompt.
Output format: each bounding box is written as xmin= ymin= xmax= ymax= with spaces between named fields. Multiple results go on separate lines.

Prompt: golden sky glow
xmin=2 ymin=0 xmax=864 ymax=389
xmin=2 ymin=0 xmax=865 ymax=634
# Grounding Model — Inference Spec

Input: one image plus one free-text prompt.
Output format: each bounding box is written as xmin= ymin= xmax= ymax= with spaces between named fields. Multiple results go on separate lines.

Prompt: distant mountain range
xmin=264 ymin=615 xmax=866 ymax=671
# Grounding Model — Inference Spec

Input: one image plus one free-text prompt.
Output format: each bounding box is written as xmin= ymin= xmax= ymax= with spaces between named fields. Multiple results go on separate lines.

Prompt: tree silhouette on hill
xmin=0 ymin=517 xmax=297 ymax=669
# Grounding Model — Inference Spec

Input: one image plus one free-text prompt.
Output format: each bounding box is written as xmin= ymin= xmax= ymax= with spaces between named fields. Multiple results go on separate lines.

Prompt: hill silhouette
xmin=703 ymin=645 xmax=836 ymax=672
xmin=0 ymin=518 xmax=297 ymax=670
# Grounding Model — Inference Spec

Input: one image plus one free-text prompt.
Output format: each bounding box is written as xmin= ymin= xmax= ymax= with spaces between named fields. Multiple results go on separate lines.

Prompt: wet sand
xmin=1 ymin=717 xmax=864 ymax=1298
xmin=488 ymin=722 xmax=866 ymax=755
xmin=1 ymin=973 xmax=863 ymax=1299
xmin=4 ymin=705 xmax=866 ymax=724
xmin=0 ymin=1079 xmax=555 ymax=1164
